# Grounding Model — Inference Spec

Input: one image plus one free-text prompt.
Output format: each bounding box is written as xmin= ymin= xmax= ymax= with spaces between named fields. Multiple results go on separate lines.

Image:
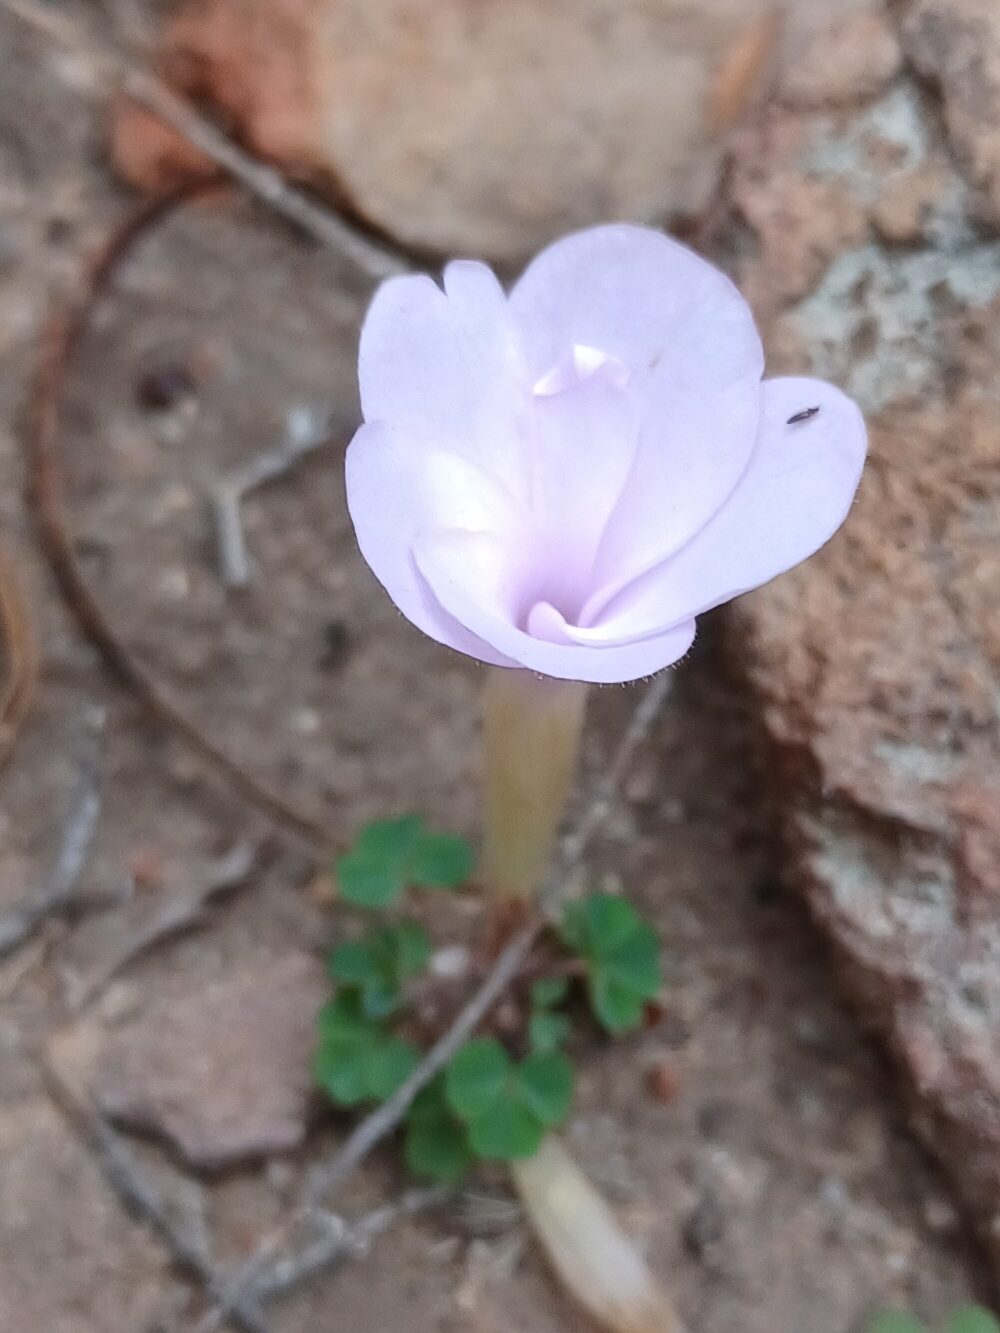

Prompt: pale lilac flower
xmin=346 ymin=225 xmax=866 ymax=684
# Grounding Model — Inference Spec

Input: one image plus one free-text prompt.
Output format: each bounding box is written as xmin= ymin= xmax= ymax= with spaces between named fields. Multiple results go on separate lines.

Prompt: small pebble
xmin=645 ymin=1056 xmax=683 ymax=1104
xmin=290 ymin=707 xmax=321 ymax=736
xmin=924 ymin=1197 xmax=958 ymax=1232
xmin=98 ymin=981 xmax=143 ymax=1026
xmin=157 ymin=567 xmax=191 ymax=601
xmin=430 ymin=945 xmax=471 ymax=980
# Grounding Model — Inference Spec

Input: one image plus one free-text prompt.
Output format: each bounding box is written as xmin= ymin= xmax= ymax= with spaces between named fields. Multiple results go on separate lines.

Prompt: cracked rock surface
xmin=729 ymin=5 xmax=1000 ymax=1277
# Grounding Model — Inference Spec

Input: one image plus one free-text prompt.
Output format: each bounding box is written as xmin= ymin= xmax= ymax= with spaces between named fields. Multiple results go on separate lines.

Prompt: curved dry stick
xmin=0 ymin=541 xmax=40 ymax=772
xmin=26 ymin=177 xmax=339 ymax=851
xmin=0 ymin=0 xmax=407 ymax=283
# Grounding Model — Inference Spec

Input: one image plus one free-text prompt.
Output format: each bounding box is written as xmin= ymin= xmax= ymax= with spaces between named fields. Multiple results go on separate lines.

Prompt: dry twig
xmin=0 ymin=705 xmax=106 ymax=959
xmin=194 ymin=673 xmax=675 ymax=1332
xmin=26 ymin=178 xmax=340 ymax=851
xmin=61 ymin=839 xmax=259 ymax=1009
xmin=46 ymin=1051 xmax=446 ymax=1333
xmin=44 ymin=1056 xmax=274 ymax=1333
xmin=0 ymin=0 xmax=406 ymax=282
xmin=254 ymin=1188 xmax=450 ymax=1302
xmin=212 ymin=407 xmax=335 ymax=589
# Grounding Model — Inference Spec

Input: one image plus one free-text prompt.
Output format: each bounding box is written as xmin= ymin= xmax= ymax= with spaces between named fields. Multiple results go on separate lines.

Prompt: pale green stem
xmin=482 ymin=667 xmax=589 ymax=901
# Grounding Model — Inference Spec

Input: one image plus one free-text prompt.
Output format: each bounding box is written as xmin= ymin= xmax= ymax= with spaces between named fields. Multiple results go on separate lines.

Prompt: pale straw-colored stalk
xmin=482 ymin=667 xmax=588 ymax=901
xmin=482 ymin=668 xmax=684 ymax=1333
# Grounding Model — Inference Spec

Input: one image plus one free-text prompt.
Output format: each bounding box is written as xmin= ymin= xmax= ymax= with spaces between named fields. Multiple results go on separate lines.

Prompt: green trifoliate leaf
xmin=357 ymin=814 xmax=425 ymax=864
xmin=560 ymin=892 xmax=662 ymax=1033
xmin=411 ymin=832 xmax=475 ymax=889
xmin=327 ymin=940 xmax=380 ymax=987
xmin=467 ymin=1085 xmax=545 ymax=1160
xmin=405 ymin=1115 xmax=474 ymax=1183
xmin=530 ymin=977 xmax=570 ymax=1009
xmin=600 ymin=922 xmax=662 ymax=995
xmin=393 ymin=920 xmax=432 ymax=975
xmin=313 ymin=1040 xmax=368 ymax=1106
xmin=562 ymin=892 xmax=643 ymax=956
xmin=528 ymin=1011 xmax=572 ymax=1053
xmin=589 ymin=974 xmax=648 ymax=1034
xmin=517 ymin=1052 xmax=574 ymax=1127
xmin=314 ymin=992 xmax=420 ymax=1107
xmin=446 ymin=1038 xmax=511 ymax=1121
xmin=365 ymin=1036 xmax=420 ymax=1100
xmin=336 ymin=851 xmax=406 ymax=908
xmin=404 ymin=1077 xmax=474 ymax=1183
xmin=327 ymin=922 xmax=431 ymax=1017
xmin=335 ymin=815 xmax=474 ymax=905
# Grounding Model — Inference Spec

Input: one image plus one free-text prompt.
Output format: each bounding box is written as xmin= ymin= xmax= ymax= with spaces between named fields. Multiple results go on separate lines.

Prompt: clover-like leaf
xmin=393 ymin=920 xmax=432 ymax=975
xmin=444 ymin=1041 xmax=574 ymax=1163
xmin=528 ymin=1011 xmax=572 ymax=1054
xmin=313 ymin=996 xmax=379 ymax=1106
xmin=313 ymin=1040 xmax=369 ymax=1106
xmin=517 ymin=1052 xmax=573 ymax=1127
xmin=405 ymin=1115 xmax=474 ymax=1183
xmin=327 ymin=940 xmax=379 ymax=987
xmin=601 ymin=922 xmax=661 ymax=994
xmin=314 ymin=993 xmax=420 ymax=1107
xmin=327 ymin=922 xmax=431 ymax=1018
xmin=590 ymin=974 xmax=648 ymax=1033
xmin=412 ymin=832 xmax=475 ymax=889
xmin=404 ymin=1076 xmax=474 ymax=1184
xmin=561 ymin=893 xmax=662 ymax=1034
xmin=316 ymin=991 xmax=369 ymax=1038
xmin=336 ymin=815 xmax=473 ymax=906
xmin=467 ymin=1084 xmax=545 ymax=1160
xmin=445 ymin=1038 xmax=510 ymax=1121
xmin=336 ymin=852 xmax=406 ymax=908
xmin=357 ymin=814 xmax=425 ymax=863
xmin=562 ymin=892 xmax=641 ymax=956
xmin=530 ymin=977 xmax=570 ymax=1009
xmin=366 ymin=1036 xmax=421 ymax=1100
xmin=945 ymin=1309 xmax=1000 ymax=1333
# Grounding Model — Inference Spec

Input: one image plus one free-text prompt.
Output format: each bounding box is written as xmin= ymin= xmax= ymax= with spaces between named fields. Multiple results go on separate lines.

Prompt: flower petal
xmin=525 ymin=368 xmax=640 ymax=610
xmin=345 ymin=420 xmax=523 ymax=665
xmin=358 ymin=261 xmax=532 ymax=498
xmin=414 ymin=529 xmax=697 ymax=684
xmin=582 ymin=377 xmax=867 ymax=636
xmin=509 ymin=225 xmax=762 ymax=389
xmin=509 ymin=225 xmax=766 ymax=582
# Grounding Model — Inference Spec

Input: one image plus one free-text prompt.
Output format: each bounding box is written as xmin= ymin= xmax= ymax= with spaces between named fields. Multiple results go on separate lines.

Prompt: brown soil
xmin=0 ymin=4 xmax=988 ymax=1330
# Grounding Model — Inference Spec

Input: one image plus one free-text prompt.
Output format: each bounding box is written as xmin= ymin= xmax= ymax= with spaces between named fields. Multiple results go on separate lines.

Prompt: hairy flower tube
xmin=346 ymin=224 xmax=866 ymax=686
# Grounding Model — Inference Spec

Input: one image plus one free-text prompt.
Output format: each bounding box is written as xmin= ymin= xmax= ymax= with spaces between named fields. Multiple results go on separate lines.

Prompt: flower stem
xmin=482 ymin=667 xmax=588 ymax=901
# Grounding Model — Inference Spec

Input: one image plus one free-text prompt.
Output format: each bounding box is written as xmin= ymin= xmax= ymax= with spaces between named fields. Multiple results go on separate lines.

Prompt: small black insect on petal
xmin=787 ymin=406 xmax=820 ymax=425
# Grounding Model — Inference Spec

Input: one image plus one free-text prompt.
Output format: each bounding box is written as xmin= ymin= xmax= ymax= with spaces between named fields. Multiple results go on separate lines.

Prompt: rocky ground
xmin=0 ymin=2 xmax=997 ymax=1331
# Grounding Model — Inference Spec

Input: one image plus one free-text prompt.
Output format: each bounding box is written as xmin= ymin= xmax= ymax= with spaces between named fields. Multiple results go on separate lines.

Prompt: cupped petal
xmin=509 ymin=225 xmax=766 ymax=583
xmin=413 ymin=529 xmax=697 ymax=685
xmin=525 ymin=368 xmax=640 ymax=609
xmin=358 ymin=260 xmax=532 ymax=497
xmin=591 ymin=370 xmax=764 ymax=592
xmin=582 ymin=376 xmax=867 ymax=637
xmin=345 ymin=420 xmax=523 ymax=665
xmin=509 ymin=225 xmax=762 ymax=389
